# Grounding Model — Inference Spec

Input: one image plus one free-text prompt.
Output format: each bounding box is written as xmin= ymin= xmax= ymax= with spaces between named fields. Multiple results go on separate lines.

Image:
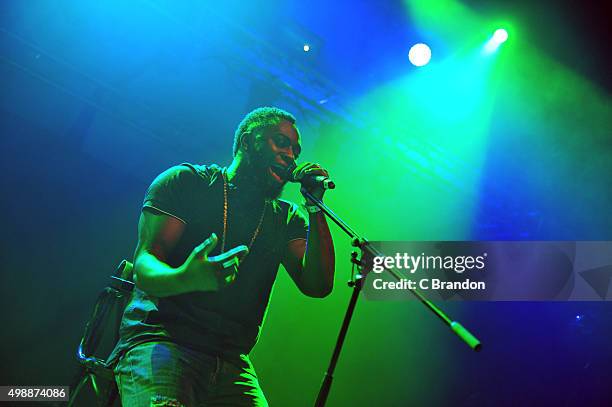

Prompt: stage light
xmin=303 ymin=44 xmax=310 ymax=52
xmin=483 ymin=28 xmax=508 ymax=54
xmin=493 ymin=28 xmax=508 ymax=43
xmin=408 ymin=43 xmax=431 ymax=67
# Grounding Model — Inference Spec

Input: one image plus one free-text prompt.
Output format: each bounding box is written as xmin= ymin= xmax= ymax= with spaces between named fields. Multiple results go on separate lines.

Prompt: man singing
xmin=109 ymin=107 xmax=335 ymax=406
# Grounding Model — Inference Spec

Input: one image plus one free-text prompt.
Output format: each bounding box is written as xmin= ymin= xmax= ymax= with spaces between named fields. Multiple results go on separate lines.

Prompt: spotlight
xmin=483 ymin=28 xmax=508 ymax=54
xmin=408 ymin=43 xmax=431 ymax=67
xmin=493 ymin=28 xmax=508 ymax=43
xmin=303 ymin=44 xmax=310 ymax=52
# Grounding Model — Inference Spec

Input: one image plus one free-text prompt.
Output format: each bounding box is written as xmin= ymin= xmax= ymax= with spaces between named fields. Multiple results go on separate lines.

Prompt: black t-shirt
xmin=108 ymin=163 xmax=308 ymax=364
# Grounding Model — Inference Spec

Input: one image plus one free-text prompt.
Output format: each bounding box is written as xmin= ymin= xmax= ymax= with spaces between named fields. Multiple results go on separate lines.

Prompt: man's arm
xmin=134 ymin=210 xmax=239 ymax=297
xmin=132 ymin=210 xmax=188 ymax=297
xmin=283 ymin=210 xmax=335 ymax=298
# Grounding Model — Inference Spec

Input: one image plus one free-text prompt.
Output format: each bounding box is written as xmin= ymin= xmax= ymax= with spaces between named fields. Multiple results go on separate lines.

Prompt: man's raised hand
xmin=181 ymin=233 xmax=248 ymax=291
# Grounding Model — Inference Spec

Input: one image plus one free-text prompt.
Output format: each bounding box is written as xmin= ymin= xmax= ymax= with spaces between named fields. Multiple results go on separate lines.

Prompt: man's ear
xmin=240 ymin=132 xmax=251 ymax=152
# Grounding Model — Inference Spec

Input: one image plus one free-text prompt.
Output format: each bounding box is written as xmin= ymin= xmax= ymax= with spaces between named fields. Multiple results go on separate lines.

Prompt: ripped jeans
xmin=113 ymin=341 xmax=268 ymax=407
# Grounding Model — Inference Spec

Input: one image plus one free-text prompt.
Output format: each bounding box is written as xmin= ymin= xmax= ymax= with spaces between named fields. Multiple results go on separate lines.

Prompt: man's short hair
xmin=233 ymin=107 xmax=296 ymax=156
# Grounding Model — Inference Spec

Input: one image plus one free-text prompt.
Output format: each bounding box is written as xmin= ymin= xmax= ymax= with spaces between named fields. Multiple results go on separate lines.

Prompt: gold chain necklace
xmin=221 ymin=169 xmax=267 ymax=262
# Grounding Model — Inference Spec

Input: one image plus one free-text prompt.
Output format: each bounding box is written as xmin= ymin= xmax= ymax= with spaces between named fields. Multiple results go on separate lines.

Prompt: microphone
xmin=300 ymin=173 xmax=336 ymax=190
xmin=276 ymin=162 xmax=336 ymax=190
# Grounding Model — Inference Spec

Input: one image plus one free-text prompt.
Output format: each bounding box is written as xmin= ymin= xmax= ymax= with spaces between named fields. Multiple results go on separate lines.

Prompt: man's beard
xmin=263 ymin=178 xmax=285 ymax=200
xmin=246 ymin=151 xmax=286 ymax=200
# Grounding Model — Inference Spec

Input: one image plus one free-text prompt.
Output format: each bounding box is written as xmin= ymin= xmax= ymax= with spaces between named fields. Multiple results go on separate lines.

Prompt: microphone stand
xmin=301 ymin=190 xmax=482 ymax=407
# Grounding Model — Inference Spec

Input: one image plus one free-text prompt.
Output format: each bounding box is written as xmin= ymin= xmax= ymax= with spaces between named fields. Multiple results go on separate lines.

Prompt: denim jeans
xmin=113 ymin=341 xmax=268 ymax=407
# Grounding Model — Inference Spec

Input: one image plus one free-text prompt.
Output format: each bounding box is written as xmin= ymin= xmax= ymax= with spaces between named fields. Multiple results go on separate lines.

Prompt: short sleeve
xmin=286 ymin=202 xmax=309 ymax=242
xmin=142 ymin=165 xmax=199 ymax=224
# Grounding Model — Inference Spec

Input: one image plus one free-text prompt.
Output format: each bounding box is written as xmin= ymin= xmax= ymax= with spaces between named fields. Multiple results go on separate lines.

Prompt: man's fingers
xmin=220 ymin=257 xmax=239 ymax=283
xmin=305 ymin=168 xmax=328 ymax=176
xmin=294 ymin=162 xmax=328 ymax=180
xmin=207 ymin=245 xmax=249 ymax=269
xmin=195 ymin=233 xmax=218 ymax=258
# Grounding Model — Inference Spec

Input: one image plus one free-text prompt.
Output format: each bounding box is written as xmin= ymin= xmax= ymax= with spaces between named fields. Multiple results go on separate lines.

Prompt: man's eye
xmin=274 ymin=136 xmax=290 ymax=147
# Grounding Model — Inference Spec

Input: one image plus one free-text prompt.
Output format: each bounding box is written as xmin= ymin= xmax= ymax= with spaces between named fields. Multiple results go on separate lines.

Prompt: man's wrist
xmin=304 ymin=203 xmax=321 ymax=214
xmin=300 ymin=186 xmax=324 ymax=203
